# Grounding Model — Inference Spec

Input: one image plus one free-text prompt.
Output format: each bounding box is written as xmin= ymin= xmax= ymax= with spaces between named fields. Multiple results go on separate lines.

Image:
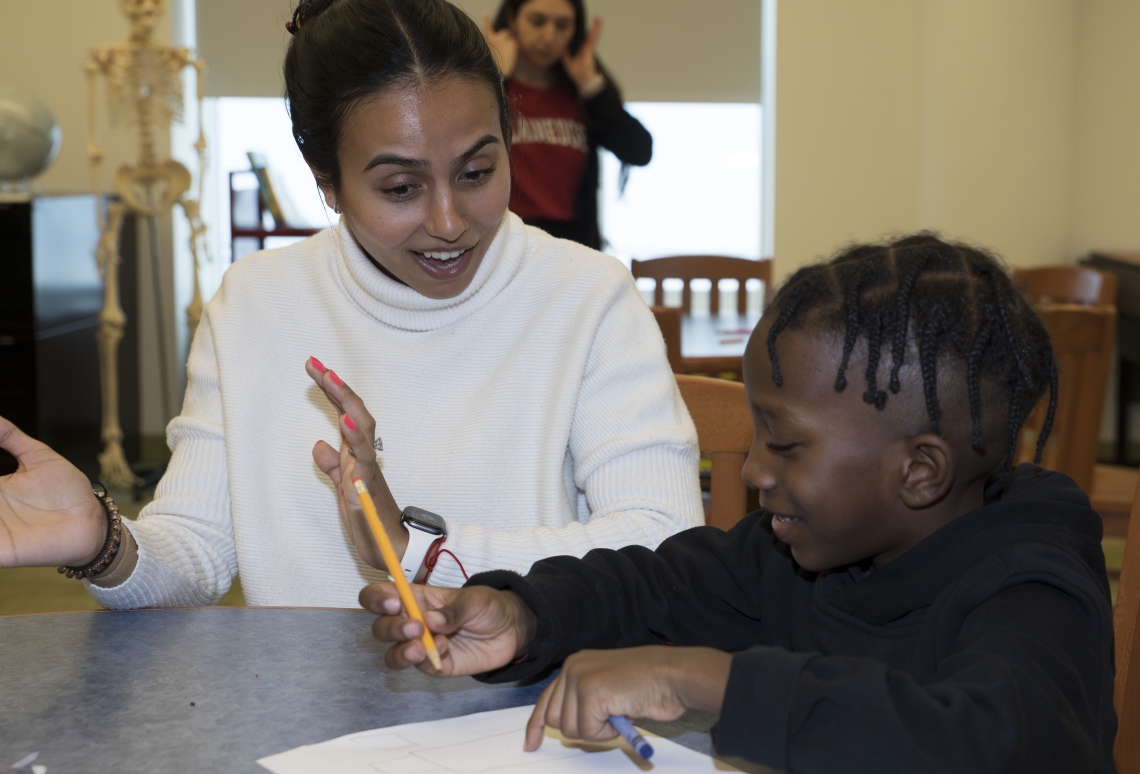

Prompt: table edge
xmin=0 ymin=605 xmax=368 ymax=619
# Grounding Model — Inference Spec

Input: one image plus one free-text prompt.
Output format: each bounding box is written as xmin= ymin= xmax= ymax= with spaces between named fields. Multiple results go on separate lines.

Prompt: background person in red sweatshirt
xmin=483 ymin=0 xmax=651 ymax=250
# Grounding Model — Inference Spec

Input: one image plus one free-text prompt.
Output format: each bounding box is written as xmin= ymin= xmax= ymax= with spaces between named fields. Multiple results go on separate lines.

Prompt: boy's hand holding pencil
xmin=364 ymin=580 xmax=731 ymax=753
xmin=360 ymin=583 xmax=537 ymax=677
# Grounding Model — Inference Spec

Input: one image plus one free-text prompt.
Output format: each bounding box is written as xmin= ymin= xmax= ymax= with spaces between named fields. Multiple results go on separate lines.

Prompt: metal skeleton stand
xmin=87 ymin=0 xmax=208 ymax=488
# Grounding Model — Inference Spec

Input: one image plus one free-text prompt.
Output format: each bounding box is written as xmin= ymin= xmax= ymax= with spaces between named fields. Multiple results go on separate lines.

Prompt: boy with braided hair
xmin=367 ymin=233 xmax=1116 ymax=773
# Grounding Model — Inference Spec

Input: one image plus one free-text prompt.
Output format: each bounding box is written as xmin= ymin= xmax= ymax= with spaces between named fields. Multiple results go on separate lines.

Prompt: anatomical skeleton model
xmin=87 ymin=0 xmax=208 ymax=488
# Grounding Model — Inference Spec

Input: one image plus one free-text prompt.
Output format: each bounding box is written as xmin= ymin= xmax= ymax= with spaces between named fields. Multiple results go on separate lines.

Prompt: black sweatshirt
xmin=467 ymin=465 xmax=1117 ymax=773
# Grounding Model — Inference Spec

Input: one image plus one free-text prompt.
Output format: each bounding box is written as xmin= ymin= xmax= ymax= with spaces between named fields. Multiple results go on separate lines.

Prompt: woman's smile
xmin=412 ymin=247 xmax=475 ymax=281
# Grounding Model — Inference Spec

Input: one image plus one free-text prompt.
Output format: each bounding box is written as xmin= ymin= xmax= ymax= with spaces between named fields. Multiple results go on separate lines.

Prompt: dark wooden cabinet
xmin=0 ymin=196 xmax=138 ymax=477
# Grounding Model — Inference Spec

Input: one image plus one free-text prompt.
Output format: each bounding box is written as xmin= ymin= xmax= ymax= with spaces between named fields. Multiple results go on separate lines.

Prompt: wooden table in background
xmin=680 ymin=314 xmax=761 ymax=374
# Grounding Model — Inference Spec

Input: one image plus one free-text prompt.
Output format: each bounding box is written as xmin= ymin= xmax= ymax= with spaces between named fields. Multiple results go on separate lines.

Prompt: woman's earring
xmin=333 ymin=203 xmax=340 ymax=214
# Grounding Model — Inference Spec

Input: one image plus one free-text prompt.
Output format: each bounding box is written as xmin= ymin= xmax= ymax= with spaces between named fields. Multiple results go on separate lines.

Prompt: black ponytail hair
xmin=284 ymin=0 xmax=512 ymax=192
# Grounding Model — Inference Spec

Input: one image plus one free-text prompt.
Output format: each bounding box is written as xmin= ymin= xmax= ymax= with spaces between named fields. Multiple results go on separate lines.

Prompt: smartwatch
xmin=399 ymin=506 xmax=447 ymax=583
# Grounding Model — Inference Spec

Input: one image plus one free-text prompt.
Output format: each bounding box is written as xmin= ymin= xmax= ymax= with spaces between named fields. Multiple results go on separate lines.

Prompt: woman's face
xmin=322 ymin=76 xmax=510 ymax=300
xmin=510 ymin=0 xmax=577 ymax=71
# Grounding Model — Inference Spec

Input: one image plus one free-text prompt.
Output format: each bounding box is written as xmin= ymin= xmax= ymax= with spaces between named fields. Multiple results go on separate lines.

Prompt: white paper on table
xmin=256 ymin=705 xmax=744 ymax=773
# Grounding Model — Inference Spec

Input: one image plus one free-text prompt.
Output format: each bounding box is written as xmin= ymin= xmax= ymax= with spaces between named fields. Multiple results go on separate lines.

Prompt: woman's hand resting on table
xmin=307 ymin=357 xmax=406 ymax=571
xmin=361 ymin=582 xmax=536 ymax=676
xmin=0 ymin=415 xmax=106 ymax=568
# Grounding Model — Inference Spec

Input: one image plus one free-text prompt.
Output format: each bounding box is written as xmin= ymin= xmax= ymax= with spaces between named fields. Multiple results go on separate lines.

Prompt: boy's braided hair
xmin=766 ymin=233 xmax=1058 ymax=470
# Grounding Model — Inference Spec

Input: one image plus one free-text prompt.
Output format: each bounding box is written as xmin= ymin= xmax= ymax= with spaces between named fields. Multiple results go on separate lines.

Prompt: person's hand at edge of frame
xmin=0 ymin=414 xmax=106 ymax=568
xmin=361 ymin=582 xmax=537 ymax=677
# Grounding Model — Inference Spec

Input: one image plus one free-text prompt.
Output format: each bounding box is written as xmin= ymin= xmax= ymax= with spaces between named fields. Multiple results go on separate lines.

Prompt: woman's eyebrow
xmin=363 ymin=135 xmax=500 ymax=173
xmin=452 ymin=134 xmax=500 ymax=167
xmin=363 ymin=153 xmax=428 ymax=172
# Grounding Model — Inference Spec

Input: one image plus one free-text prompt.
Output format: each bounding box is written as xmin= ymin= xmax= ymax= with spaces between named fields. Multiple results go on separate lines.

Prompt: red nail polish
xmin=344 ymin=414 xmax=357 ymax=431
xmin=310 ymin=356 xmax=327 ymax=373
xmin=329 ymin=370 xmax=344 ymax=386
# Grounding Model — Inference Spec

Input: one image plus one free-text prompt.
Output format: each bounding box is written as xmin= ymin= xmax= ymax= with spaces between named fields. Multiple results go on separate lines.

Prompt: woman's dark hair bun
xmin=286 ymin=0 xmax=337 ymax=35
xmin=284 ymin=0 xmax=511 ymax=192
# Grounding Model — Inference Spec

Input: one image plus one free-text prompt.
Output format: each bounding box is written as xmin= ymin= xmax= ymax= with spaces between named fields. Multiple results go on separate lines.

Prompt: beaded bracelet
xmin=57 ymin=487 xmax=123 ymax=580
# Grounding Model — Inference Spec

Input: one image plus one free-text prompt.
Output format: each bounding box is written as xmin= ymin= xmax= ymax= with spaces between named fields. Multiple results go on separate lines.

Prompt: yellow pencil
xmin=352 ymin=476 xmax=442 ymax=670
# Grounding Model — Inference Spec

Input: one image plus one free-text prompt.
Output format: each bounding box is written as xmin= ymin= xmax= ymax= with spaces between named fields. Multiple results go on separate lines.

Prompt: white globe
xmin=0 ymin=89 xmax=62 ymax=182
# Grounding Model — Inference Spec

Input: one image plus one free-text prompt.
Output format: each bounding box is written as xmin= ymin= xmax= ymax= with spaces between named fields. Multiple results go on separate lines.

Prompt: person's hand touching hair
xmin=482 ymin=13 xmax=519 ymax=78
xmin=307 ymin=357 xmax=406 ymax=570
xmin=563 ymin=17 xmax=603 ymax=93
xmin=361 ymin=582 xmax=537 ymax=676
xmin=0 ymin=415 xmax=106 ymax=568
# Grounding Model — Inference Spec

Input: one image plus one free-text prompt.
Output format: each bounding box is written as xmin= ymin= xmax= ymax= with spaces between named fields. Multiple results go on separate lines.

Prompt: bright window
xmin=599 ymin=102 xmax=762 ymax=266
xmin=207 ymin=97 xmax=337 ymax=264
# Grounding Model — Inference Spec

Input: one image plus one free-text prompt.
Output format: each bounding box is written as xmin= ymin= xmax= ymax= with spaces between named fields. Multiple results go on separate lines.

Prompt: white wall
xmin=1070 ymin=0 xmax=1140 ymax=257
xmin=198 ymin=0 xmax=761 ymax=102
xmin=773 ymin=0 xmax=919 ymax=274
xmin=914 ymin=0 xmax=1077 ymax=268
xmin=774 ymin=0 xmax=1140 ymax=280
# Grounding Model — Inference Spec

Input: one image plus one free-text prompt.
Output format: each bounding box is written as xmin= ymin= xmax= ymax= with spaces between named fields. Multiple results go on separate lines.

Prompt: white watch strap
xmin=400 ymin=525 xmax=440 ymax=583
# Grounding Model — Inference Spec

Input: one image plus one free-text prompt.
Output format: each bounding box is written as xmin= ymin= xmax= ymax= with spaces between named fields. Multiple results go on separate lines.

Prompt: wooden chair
xmin=632 ymin=255 xmax=772 ymax=314
xmin=1013 ymin=265 xmax=1118 ymax=307
xmin=1015 ymin=304 xmax=1117 ymax=493
xmin=636 ymin=257 xmax=771 ymax=376
xmin=675 ymin=374 xmax=754 ymax=530
xmin=1114 ymin=477 xmax=1140 ymax=770
xmin=1013 ymin=266 xmax=1131 ymax=533
xmin=651 ymin=306 xmax=683 ymax=372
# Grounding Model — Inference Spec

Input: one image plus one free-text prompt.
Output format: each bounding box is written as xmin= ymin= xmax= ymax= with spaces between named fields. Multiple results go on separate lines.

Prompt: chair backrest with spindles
xmin=632 ymin=256 xmax=772 ymax=315
xmin=675 ymin=374 xmax=754 ymax=530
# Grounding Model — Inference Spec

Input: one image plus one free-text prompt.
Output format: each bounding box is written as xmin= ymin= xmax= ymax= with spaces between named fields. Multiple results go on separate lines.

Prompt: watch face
xmin=401 ymin=506 xmax=446 ymax=536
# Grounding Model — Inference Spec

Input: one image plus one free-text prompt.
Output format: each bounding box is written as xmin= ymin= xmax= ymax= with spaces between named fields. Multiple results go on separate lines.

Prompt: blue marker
xmin=609 ymin=715 xmax=654 ymax=760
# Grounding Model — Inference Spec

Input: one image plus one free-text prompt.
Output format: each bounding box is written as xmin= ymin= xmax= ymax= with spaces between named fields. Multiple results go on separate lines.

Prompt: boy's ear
xmin=898 ymin=433 xmax=955 ymax=510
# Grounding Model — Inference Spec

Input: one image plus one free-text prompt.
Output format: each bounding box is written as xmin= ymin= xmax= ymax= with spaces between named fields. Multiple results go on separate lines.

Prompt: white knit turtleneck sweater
xmin=87 ymin=214 xmax=703 ymax=609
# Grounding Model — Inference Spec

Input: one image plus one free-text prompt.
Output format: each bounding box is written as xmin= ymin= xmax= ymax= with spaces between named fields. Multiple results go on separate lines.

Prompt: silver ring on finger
xmin=347 ymin=437 xmax=383 ymax=457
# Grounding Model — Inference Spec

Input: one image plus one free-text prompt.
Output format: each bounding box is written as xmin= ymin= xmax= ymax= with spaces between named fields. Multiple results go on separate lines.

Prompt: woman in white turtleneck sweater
xmin=0 ymin=0 xmax=703 ymax=609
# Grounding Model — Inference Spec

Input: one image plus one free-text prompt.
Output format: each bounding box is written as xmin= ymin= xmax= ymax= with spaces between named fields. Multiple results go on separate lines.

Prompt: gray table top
xmin=0 ymin=609 xmax=735 ymax=774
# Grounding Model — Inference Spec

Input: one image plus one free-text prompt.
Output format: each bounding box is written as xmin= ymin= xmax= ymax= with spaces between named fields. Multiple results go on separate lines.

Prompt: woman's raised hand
xmin=563 ymin=17 xmax=603 ymax=91
xmin=482 ymin=13 xmax=518 ymax=78
xmin=361 ymin=582 xmax=538 ymax=677
xmin=0 ymin=416 xmax=106 ymax=568
xmin=306 ymin=357 xmax=407 ymax=570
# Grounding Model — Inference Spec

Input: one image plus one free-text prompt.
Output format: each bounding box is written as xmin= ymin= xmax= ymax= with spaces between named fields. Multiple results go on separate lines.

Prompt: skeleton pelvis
xmin=112 ymin=159 xmax=191 ymax=216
